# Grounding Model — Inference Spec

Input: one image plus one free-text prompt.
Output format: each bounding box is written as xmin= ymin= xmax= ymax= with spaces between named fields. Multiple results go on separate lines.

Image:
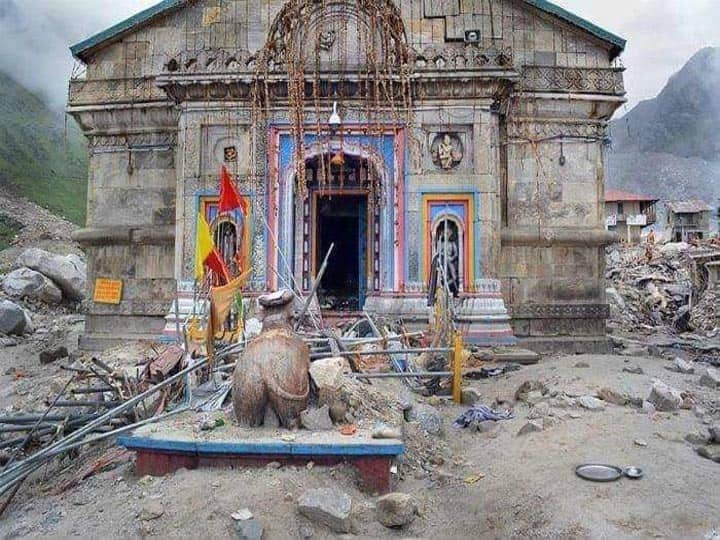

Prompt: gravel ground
xmin=1 ymin=348 xmax=718 ymax=539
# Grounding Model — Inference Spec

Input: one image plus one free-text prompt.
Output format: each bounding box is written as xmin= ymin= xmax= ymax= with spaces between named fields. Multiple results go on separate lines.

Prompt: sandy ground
xmin=1 ymin=349 xmax=719 ymax=539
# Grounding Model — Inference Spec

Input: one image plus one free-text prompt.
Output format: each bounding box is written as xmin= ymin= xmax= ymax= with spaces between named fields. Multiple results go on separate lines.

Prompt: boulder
xmin=17 ymin=248 xmax=86 ymax=301
xmin=309 ymin=357 xmax=347 ymax=398
xmin=235 ymin=519 xmax=264 ymax=540
xmin=669 ymin=357 xmax=695 ymax=375
xmin=699 ymin=367 xmax=720 ymax=389
xmin=648 ymin=381 xmax=683 ymax=412
xmin=298 ymin=489 xmax=352 ymax=533
xmin=0 ymin=300 xmax=28 ymax=335
xmin=39 ymin=346 xmax=69 ymax=365
xmin=517 ymin=420 xmax=543 ymax=436
xmin=577 ymin=396 xmax=606 ymax=411
xmin=597 ymin=388 xmax=629 ymax=406
xmin=2 ymin=268 xmax=63 ymax=304
xmin=375 ymin=493 xmax=418 ymax=528
xmin=696 ymin=446 xmax=720 ymax=464
xmin=300 ymin=405 xmax=333 ymax=431
xmin=709 ymin=424 xmax=720 ymax=444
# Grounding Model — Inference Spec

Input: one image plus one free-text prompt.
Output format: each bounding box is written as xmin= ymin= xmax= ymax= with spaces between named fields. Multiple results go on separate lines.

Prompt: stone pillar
xmin=69 ymin=103 xmax=179 ymax=350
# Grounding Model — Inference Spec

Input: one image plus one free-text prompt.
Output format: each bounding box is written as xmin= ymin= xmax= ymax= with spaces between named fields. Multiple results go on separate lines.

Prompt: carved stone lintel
xmin=506 ymin=119 xmax=608 ymax=140
xmin=510 ymin=303 xmax=610 ymax=320
xmin=521 ymin=66 xmax=625 ymax=95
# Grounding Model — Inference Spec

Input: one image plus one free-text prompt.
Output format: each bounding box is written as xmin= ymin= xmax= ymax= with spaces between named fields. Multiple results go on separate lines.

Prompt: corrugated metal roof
xmin=70 ymin=0 xmax=626 ymax=62
xmin=605 ymin=189 xmax=658 ymax=203
xmin=665 ymin=200 xmax=713 ymax=214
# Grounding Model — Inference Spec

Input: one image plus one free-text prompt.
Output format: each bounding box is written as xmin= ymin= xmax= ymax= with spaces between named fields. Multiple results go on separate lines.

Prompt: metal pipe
xmin=70 ymin=387 xmax=115 ymax=395
xmin=295 ymin=243 xmax=334 ymax=331
xmin=311 ymin=347 xmax=452 ymax=359
xmin=0 ymin=414 xmax=102 ymax=425
xmin=50 ymin=401 xmax=123 ymax=409
xmin=348 ymin=371 xmax=452 ymax=378
xmin=0 ymin=344 xmax=240 ymax=492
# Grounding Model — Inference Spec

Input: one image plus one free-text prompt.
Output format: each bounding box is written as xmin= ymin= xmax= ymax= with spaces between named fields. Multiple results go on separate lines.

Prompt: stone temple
xmin=67 ymin=0 xmax=626 ymax=353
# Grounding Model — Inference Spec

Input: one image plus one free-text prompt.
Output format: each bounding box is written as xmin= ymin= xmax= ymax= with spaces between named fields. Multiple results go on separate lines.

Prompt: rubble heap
xmin=606 ymin=242 xmax=720 ymax=336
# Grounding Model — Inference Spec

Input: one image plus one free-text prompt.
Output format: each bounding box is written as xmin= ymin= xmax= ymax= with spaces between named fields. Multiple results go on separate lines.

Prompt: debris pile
xmin=605 ymin=242 xmax=720 ymax=338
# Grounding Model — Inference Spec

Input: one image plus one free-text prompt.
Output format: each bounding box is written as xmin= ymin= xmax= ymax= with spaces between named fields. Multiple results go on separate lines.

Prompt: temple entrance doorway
xmin=316 ymin=194 xmax=367 ymax=311
xmin=302 ymin=153 xmax=378 ymax=312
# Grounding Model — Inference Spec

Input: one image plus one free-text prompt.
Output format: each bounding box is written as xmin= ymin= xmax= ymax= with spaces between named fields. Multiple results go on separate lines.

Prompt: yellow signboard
xmin=93 ymin=279 xmax=123 ymax=305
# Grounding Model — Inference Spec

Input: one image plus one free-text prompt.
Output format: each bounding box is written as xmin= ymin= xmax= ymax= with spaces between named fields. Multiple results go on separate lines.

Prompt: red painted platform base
xmin=134 ymin=451 xmax=393 ymax=494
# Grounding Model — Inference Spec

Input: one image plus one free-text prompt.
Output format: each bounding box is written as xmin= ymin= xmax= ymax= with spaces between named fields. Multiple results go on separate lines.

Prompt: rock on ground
xmin=17 ymin=248 xmax=86 ymax=301
xmin=578 ymin=396 xmax=606 ymax=411
xmin=696 ymin=446 xmax=720 ymax=464
xmin=597 ymin=387 xmax=629 ymax=406
xmin=300 ymin=405 xmax=333 ymax=431
xmin=648 ymin=381 xmax=683 ymax=411
xmin=235 ymin=518 xmax=264 ymax=540
xmin=0 ymin=300 xmax=29 ymax=335
xmin=671 ymin=357 xmax=695 ymax=374
xmin=309 ymin=357 xmax=347 ymax=399
xmin=2 ymin=267 xmax=63 ymax=304
xmin=699 ymin=368 xmax=720 ymax=389
xmin=297 ymin=488 xmax=352 ymax=533
xmin=517 ymin=420 xmax=543 ymax=436
xmin=375 ymin=493 xmax=418 ymax=528
xmin=39 ymin=346 xmax=69 ymax=365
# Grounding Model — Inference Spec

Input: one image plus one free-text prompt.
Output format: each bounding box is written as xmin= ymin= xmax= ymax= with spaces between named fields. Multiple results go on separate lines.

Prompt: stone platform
xmin=118 ymin=415 xmax=404 ymax=494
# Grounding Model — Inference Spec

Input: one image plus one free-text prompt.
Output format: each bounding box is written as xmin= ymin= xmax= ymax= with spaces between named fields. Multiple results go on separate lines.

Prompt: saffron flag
xmin=194 ymin=212 xmax=230 ymax=283
xmin=219 ymin=166 xmax=250 ymax=215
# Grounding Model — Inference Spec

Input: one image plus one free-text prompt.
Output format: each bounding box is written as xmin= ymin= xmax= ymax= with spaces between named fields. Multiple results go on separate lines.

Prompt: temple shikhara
xmin=67 ymin=0 xmax=626 ymax=353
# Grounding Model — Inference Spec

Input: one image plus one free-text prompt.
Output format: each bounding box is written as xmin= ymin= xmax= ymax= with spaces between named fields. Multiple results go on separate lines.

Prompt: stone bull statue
xmin=232 ymin=290 xmax=310 ymax=428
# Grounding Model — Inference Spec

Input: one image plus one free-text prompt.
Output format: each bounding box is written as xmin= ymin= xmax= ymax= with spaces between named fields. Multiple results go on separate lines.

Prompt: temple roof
xmin=70 ymin=0 xmax=626 ymax=63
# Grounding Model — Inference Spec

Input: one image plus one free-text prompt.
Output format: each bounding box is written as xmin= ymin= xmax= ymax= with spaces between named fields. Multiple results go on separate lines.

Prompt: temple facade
xmin=68 ymin=0 xmax=626 ymax=352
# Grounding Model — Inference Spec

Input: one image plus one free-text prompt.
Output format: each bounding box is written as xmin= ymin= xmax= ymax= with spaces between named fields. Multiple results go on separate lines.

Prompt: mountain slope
xmin=608 ymin=47 xmax=720 ymax=216
xmin=0 ymin=71 xmax=87 ymax=225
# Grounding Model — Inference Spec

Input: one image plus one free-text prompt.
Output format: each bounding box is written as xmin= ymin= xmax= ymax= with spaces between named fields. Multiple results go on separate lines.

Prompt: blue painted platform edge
xmin=118 ymin=435 xmax=405 ymax=457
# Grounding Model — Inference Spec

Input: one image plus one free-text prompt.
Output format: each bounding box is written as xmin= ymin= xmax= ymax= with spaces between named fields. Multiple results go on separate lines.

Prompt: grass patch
xmin=0 ymin=213 xmax=23 ymax=250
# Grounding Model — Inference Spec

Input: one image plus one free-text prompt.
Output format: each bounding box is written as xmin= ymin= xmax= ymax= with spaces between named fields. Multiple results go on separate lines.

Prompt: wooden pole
xmin=452 ymin=331 xmax=464 ymax=404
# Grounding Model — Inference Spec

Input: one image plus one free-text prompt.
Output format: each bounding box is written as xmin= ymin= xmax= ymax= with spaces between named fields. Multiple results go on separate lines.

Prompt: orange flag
xmin=219 ymin=166 xmax=250 ymax=215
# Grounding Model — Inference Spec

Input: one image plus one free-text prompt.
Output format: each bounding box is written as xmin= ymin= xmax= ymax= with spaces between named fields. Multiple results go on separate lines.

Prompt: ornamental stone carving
xmin=430 ymin=133 xmax=463 ymax=170
xmin=521 ymin=66 xmax=625 ymax=95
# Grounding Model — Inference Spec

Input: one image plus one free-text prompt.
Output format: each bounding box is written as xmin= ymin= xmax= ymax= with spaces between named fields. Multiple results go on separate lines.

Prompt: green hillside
xmin=0 ymin=72 xmax=88 ymax=225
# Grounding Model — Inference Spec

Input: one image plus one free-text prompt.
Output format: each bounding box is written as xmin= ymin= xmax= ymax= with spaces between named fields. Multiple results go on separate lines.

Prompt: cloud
xmin=552 ymin=0 xmax=720 ymax=111
xmin=0 ymin=0 xmax=155 ymax=108
xmin=0 ymin=0 xmax=718 ymax=112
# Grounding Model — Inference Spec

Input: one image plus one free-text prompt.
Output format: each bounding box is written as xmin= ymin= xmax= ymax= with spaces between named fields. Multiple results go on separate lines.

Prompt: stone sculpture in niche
xmin=319 ymin=29 xmax=336 ymax=51
xmin=431 ymin=133 xmax=463 ymax=169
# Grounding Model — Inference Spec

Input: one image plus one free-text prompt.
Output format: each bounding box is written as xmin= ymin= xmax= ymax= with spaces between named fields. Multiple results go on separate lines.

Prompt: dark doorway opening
xmin=316 ymin=195 xmax=366 ymax=311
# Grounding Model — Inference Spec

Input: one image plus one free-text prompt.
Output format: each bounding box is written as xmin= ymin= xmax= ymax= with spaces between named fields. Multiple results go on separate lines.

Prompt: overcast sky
xmin=1 ymin=0 xmax=718 ymax=113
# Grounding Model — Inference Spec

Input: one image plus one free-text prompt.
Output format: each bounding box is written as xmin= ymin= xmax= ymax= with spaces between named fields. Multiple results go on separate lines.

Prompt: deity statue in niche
xmin=431 ymin=133 xmax=463 ymax=170
xmin=434 ymin=220 xmax=460 ymax=296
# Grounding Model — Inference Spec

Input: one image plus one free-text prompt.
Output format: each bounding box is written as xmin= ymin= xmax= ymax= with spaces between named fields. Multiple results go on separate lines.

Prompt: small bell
xmin=328 ymin=101 xmax=342 ymax=130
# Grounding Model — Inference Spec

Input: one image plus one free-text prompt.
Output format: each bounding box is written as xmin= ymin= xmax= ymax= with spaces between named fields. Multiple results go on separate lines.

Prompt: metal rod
xmin=0 ymin=344 xmax=241 ymax=493
xmin=0 ymin=414 xmax=102 ymax=425
xmin=311 ymin=347 xmax=452 ymax=359
xmin=348 ymin=371 xmax=453 ymax=378
xmin=70 ymin=387 xmax=115 ymax=395
xmin=49 ymin=401 xmax=123 ymax=409
xmin=295 ymin=242 xmax=334 ymax=331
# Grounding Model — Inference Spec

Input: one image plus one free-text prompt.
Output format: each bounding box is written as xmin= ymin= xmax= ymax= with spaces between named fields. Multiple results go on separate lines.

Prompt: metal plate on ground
xmin=575 ymin=464 xmax=623 ymax=482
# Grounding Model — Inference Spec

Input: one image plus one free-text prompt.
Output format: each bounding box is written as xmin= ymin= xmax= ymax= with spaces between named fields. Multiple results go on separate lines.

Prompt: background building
xmin=605 ymin=189 xmax=658 ymax=243
xmin=665 ymin=200 xmax=712 ymax=242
